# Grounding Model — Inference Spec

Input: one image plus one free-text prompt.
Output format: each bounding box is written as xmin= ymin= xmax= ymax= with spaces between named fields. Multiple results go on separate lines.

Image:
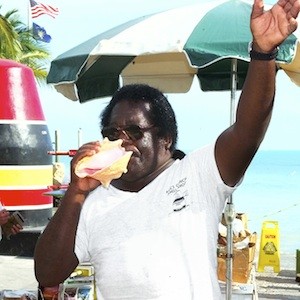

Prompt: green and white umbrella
xmin=47 ymin=0 xmax=299 ymax=104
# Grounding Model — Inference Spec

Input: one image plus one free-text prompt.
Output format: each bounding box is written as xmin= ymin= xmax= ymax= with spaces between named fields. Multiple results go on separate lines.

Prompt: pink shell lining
xmin=77 ymin=147 xmax=125 ymax=176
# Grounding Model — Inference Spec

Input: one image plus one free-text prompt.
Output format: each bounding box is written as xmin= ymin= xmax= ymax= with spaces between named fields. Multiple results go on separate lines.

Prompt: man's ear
xmin=164 ymin=135 xmax=173 ymax=150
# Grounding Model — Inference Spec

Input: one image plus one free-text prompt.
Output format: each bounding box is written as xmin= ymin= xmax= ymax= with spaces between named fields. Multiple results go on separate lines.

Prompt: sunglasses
xmin=101 ymin=124 xmax=155 ymax=141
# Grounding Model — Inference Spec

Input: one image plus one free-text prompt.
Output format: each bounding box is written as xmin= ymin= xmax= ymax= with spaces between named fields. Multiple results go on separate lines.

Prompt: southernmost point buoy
xmin=0 ymin=59 xmax=53 ymax=227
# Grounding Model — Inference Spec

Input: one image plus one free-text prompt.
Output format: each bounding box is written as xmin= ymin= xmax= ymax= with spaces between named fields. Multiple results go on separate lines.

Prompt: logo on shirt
xmin=172 ymin=196 xmax=187 ymax=212
xmin=165 ymin=177 xmax=189 ymax=212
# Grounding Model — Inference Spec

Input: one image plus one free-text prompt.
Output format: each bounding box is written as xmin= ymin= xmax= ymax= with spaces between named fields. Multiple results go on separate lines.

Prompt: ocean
xmin=233 ymin=150 xmax=300 ymax=255
xmin=57 ymin=150 xmax=300 ymax=255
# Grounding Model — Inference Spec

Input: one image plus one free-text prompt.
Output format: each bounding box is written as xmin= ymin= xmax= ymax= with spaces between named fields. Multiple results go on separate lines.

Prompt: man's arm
xmin=34 ymin=186 xmax=84 ymax=286
xmin=215 ymin=0 xmax=300 ymax=187
xmin=34 ymin=142 xmax=101 ymax=286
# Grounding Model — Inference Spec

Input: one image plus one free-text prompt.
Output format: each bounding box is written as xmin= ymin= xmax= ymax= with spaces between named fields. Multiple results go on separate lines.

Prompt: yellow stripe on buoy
xmin=0 ymin=165 xmax=53 ymax=186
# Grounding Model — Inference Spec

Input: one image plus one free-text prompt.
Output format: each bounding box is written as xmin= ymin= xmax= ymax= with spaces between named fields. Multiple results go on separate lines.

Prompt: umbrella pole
xmin=225 ymin=200 xmax=236 ymax=300
xmin=230 ymin=58 xmax=237 ymax=125
xmin=225 ymin=58 xmax=238 ymax=300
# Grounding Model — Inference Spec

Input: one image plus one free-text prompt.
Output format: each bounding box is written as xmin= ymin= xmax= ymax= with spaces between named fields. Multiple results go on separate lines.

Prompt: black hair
xmin=100 ymin=84 xmax=178 ymax=152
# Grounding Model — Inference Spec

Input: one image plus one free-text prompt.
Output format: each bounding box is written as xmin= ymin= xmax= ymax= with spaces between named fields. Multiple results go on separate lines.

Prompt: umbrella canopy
xmin=47 ymin=0 xmax=299 ymax=103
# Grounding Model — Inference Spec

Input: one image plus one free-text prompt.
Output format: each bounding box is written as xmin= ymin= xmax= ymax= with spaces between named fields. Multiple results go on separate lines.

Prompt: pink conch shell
xmin=75 ymin=138 xmax=133 ymax=187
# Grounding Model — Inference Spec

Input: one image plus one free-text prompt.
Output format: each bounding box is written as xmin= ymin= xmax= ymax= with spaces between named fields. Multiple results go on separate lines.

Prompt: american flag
xmin=30 ymin=0 xmax=59 ymax=19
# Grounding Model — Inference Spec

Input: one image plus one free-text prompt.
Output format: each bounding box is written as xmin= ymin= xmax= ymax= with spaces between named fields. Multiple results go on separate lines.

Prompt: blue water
xmin=57 ymin=150 xmax=300 ymax=255
xmin=233 ymin=150 xmax=300 ymax=255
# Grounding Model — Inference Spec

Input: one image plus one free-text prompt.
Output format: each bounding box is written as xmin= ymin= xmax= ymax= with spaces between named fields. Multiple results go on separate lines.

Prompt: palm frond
xmin=0 ymin=5 xmax=51 ymax=83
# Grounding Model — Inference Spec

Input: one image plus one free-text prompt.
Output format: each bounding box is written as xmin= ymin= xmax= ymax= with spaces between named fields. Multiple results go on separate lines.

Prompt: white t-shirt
xmin=75 ymin=143 xmax=237 ymax=299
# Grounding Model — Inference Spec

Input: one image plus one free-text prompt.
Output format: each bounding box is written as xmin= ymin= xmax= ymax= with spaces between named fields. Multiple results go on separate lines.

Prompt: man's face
xmin=104 ymin=100 xmax=167 ymax=184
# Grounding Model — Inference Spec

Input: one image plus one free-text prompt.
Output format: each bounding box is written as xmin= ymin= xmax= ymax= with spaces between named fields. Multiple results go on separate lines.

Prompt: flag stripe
xmin=31 ymin=2 xmax=59 ymax=19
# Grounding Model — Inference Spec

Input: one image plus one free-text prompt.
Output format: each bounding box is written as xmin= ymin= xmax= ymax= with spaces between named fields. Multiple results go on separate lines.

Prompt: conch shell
xmin=75 ymin=138 xmax=133 ymax=187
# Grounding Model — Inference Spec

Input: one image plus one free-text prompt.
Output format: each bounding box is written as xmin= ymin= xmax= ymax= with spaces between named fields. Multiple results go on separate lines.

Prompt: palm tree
xmin=0 ymin=6 xmax=50 ymax=84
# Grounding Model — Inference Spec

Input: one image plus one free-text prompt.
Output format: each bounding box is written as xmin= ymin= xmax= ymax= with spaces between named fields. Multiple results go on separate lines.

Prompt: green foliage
xmin=0 ymin=6 xmax=51 ymax=85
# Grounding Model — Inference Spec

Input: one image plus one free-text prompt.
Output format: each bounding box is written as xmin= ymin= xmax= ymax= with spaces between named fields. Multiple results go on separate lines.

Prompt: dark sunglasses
xmin=101 ymin=124 xmax=155 ymax=141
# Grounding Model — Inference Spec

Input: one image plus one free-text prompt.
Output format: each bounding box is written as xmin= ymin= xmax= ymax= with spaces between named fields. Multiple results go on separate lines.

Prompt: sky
xmin=3 ymin=0 xmax=300 ymax=152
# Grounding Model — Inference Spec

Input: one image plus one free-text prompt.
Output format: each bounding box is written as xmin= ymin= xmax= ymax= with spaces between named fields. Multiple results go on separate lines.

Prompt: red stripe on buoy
xmin=0 ymin=59 xmax=45 ymax=120
xmin=0 ymin=189 xmax=52 ymax=207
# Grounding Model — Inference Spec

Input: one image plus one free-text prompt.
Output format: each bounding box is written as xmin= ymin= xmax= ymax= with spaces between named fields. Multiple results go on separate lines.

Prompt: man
xmin=34 ymin=0 xmax=300 ymax=298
